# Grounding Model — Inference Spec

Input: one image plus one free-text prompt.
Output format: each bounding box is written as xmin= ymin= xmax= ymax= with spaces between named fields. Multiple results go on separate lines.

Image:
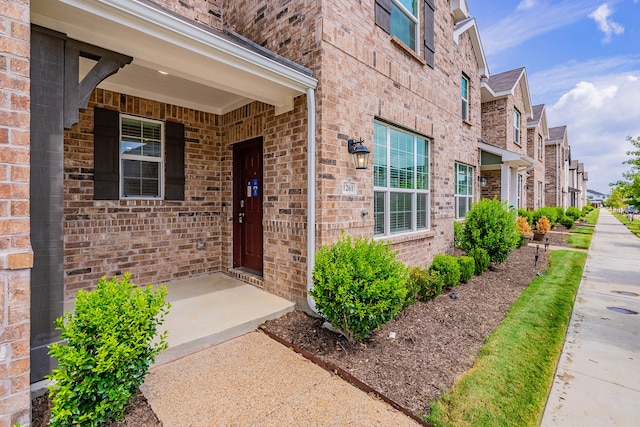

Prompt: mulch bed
xmin=32 ymin=229 xmax=570 ymax=424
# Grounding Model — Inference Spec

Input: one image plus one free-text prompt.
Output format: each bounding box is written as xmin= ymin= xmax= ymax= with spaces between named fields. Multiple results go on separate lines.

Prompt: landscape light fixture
xmin=347 ymin=138 xmax=370 ymax=170
xmin=545 ymin=237 xmax=550 ymax=251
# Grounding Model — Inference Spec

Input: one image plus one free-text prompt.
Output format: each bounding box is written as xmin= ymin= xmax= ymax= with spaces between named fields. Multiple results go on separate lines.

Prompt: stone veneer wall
xmin=225 ymin=0 xmax=483 ymax=265
xmin=0 ymin=1 xmax=32 ymax=425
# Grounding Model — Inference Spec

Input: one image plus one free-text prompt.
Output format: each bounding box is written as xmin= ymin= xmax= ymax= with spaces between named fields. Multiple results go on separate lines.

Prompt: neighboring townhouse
xmin=526 ymin=104 xmax=549 ymax=209
xmin=545 ymin=125 xmax=570 ymax=209
xmin=479 ymin=67 xmax=535 ymax=209
xmin=1 ymin=0 xmax=491 ymax=418
xmin=587 ymin=189 xmax=606 ymax=207
xmin=578 ymin=163 xmax=588 ymax=209
xmin=568 ymin=159 xmax=580 ymax=208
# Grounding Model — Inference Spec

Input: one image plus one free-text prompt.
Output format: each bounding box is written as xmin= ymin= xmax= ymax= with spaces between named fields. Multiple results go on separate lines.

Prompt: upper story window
xmin=513 ymin=108 xmax=521 ymax=144
xmin=455 ymin=162 xmax=473 ymax=219
xmin=537 ymin=134 xmax=543 ymax=159
xmin=391 ymin=0 xmax=419 ymax=51
xmin=461 ymin=75 xmax=470 ymax=121
xmin=120 ymin=115 xmax=163 ymax=198
xmin=375 ymin=0 xmax=435 ymax=66
xmin=374 ymin=122 xmax=430 ymax=236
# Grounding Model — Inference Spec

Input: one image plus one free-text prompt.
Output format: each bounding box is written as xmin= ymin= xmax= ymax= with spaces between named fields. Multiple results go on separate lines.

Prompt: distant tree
xmin=610 ymin=136 xmax=640 ymax=207
xmin=606 ymin=187 xmax=626 ymax=209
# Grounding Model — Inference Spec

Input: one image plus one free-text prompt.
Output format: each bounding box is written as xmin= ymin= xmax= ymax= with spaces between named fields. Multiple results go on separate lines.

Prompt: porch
xmin=153 ymin=273 xmax=295 ymax=366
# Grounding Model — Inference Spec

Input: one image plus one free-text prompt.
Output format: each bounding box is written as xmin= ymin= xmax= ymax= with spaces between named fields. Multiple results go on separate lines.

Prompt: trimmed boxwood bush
xmin=565 ymin=206 xmax=581 ymax=221
xmin=458 ymin=198 xmax=520 ymax=264
xmin=407 ymin=266 xmax=444 ymax=301
xmin=310 ymin=233 xmax=408 ymax=343
xmin=559 ymin=215 xmax=575 ymax=229
xmin=47 ymin=274 xmax=170 ymax=426
xmin=468 ymin=247 xmax=491 ymax=275
xmin=533 ymin=207 xmax=559 ymax=227
xmin=457 ymin=256 xmax=475 ymax=283
xmin=429 ymin=253 xmax=461 ymax=288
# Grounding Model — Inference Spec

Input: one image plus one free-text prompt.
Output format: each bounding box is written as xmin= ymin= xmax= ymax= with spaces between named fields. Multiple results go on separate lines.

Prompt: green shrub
xmin=533 ymin=207 xmax=559 ymax=227
xmin=468 ymin=247 xmax=491 ymax=275
xmin=310 ymin=233 xmax=408 ymax=343
xmin=429 ymin=253 xmax=461 ymax=288
xmin=565 ymin=206 xmax=581 ymax=220
xmin=458 ymin=198 xmax=520 ymax=264
xmin=47 ymin=274 xmax=170 ymax=426
xmin=453 ymin=220 xmax=464 ymax=249
xmin=559 ymin=215 xmax=575 ymax=229
xmin=457 ymin=256 xmax=475 ymax=284
xmin=555 ymin=206 xmax=565 ymax=222
xmin=583 ymin=205 xmax=594 ymax=214
xmin=408 ymin=266 xmax=444 ymax=301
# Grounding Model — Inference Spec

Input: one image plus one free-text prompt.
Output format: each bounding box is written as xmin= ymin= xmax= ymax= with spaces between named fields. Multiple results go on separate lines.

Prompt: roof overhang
xmin=31 ymin=0 xmax=317 ymax=115
xmin=479 ymin=141 xmax=535 ymax=169
xmin=453 ymin=18 xmax=489 ymax=78
xmin=450 ymin=0 xmax=471 ymax=24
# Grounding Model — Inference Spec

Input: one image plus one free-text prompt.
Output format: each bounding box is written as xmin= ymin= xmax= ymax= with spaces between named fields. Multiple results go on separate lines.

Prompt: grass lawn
xmin=567 ymin=233 xmax=591 ymax=249
xmin=427 ymin=250 xmax=587 ymax=427
xmin=584 ymin=208 xmax=600 ymax=225
xmin=612 ymin=211 xmax=640 ymax=238
xmin=571 ymin=226 xmax=594 ymax=235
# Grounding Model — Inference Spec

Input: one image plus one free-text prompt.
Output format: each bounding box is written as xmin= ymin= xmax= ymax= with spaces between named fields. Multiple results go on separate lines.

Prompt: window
xmin=461 ymin=75 xmax=470 ymax=121
xmin=516 ymin=174 xmax=522 ymax=208
xmin=93 ymin=107 xmax=185 ymax=201
xmin=455 ymin=162 xmax=473 ymax=219
xmin=120 ymin=116 xmax=163 ymax=198
xmin=513 ymin=108 xmax=521 ymax=144
xmin=374 ymin=122 xmax=430 ymax=236
xmin=537 ymin=181 xmax=543 ymax=208
xmin=375 ymin=0 xmax=434 ymax=66
xmin=537 ymin=134 xmax=543 ymax=159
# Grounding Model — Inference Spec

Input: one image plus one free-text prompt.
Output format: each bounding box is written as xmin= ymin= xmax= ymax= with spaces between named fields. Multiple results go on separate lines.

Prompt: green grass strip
xmin=612 ymin=211 xmax=640 ymax=238
xmin=427 ymin=250 xmax=587 ymax=427
xmin=567 ymin=233 xmax=591 ymax=249
xmin=584 ymin=208 xmax=599 ymax=225
xmin=570 ymin=226 xmax=594 ymax=235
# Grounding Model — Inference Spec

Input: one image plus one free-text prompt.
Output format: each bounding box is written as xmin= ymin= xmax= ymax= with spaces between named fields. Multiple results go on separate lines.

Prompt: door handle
xmin=238 ymin=213 xmax=245 ymax=223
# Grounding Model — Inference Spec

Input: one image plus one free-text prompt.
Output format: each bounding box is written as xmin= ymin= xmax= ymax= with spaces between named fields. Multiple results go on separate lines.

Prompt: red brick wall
xmin=526 ymin=127 xmax=546 ymax=209
xmin=0 ymin=1 xmax=32 ymax=425
xmin=225 ymin=0 xmax=483 ymax=267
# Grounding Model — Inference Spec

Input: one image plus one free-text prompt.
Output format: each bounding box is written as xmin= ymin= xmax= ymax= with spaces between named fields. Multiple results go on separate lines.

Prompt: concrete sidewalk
xmin=141 ymin=331 xmax=421 ymax=426
xmin=541 ymin=209 xmax=640 ymax=426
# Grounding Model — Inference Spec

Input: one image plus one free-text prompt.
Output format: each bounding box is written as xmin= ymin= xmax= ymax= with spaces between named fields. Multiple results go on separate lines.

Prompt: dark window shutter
xmin=93 ymin=107 xmax=120 ymax=200
xmin=375 ymin=0 xmax=391 ymax=33
xmin=165 ymin=121 xmax=185 ymax=201
xmin=424 ymin=0 xmax=435 ymax=67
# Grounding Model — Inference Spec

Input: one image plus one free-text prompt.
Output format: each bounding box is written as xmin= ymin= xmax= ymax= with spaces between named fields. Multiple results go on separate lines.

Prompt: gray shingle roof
xmin=486 ymin=67 xmax=525 ymax=93
xmin=548 ymin=126 xmax=567 ymax=142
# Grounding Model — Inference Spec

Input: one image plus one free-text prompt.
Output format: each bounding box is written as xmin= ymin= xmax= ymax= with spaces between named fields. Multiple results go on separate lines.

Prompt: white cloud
xmin=548 ymin=74 xmax=640 ymax=192
xmin=628 ymin=75 xmax=638 ymax=82
xmin=517 ymin=0 xmax=537 ymax=10
xmin=588 ymin=4 xmax=624 ymax=43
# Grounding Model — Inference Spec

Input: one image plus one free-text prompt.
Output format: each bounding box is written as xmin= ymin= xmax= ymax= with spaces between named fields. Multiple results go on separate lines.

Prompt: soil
xmin=31 ymin=228 xmax=571 ymax=424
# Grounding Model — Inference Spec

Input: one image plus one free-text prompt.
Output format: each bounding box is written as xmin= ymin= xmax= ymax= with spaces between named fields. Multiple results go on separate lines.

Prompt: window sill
xmin=390 ymin=36 xmax=426 ymax=66
xmin=375 ymin=229 xmax=435 ymax=245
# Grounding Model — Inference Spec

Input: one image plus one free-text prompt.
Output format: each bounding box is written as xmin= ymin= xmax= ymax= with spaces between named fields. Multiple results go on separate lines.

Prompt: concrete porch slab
xmin=153 ymin=273 xmax=295 ymax=366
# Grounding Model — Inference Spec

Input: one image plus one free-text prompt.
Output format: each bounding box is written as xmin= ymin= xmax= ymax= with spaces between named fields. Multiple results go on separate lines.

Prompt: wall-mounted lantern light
xmin=478 ymin=176 xmax=487 ymax=187
xmin=347 ymin=138 xmax=370 ymax=170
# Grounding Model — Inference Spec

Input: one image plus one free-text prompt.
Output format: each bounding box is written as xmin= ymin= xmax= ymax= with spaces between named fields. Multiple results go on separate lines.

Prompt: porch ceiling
xmin=31 ymin=0 xmax=317 ymax=115
xmin=478 ymin=142 xmax=535 ymax=169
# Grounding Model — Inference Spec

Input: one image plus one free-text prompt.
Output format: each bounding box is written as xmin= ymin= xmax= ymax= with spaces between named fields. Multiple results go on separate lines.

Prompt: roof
xmin=529 ymin=104 xmax=545 ymax=125
xmin=570 ymin=160 xmax=578 ymax=170
xmin=453 ymin=18 xmax=488 ymax=78
xmin=481 ymin=67 xmax=533 ymax=118
xmin=547 ymin=126 xmax=567 ymax=143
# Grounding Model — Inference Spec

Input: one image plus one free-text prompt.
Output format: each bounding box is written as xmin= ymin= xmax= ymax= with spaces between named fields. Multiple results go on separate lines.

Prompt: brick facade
xmin=0 ymin=1 xmax=32 ymax=425
xmin=526 ymin=106 xmax=547 ymax=210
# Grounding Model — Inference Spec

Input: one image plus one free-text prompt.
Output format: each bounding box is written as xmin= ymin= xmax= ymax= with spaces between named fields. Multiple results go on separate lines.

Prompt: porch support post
xmin=305 ymin=87 xmax=318 ymax=314
xmin=510 ymin=168 xmax=519 ymax=209
xmin=500 ymin=163 xmax=510 ymax=204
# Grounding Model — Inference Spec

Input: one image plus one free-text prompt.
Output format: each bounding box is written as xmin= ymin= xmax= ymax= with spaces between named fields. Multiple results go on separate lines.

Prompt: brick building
xmin=526 ymin=104 xmax=549 ymax=209
xmin=479 ymin=67 xmax=535 ymax=209
xmin=1 ymin=0 xmax=493 ymax=420
xmin=545 ymin=125 xmax=570 ymax=208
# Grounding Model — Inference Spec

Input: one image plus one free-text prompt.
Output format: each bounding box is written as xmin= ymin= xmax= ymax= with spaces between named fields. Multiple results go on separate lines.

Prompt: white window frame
xmin=537 ymin=181 xmax=543 ymax=208
xmin=513 ymin=108 xmax=521 ymax=144
xmin=537 ymin=134 xmax=543 ymax=159
xmin=461 ymin=74 xmax=470 ymax=121
xmin=516 ymin=174 xmax=522 ymax=208
xmin=390 ymin=0 xmax=420 ymax=53
xmin=119 ymin=114 xmax=164 ymax=199
xmin=455 ymin=162 xmax=474 ymax=220
xmin=374 ymin=122 xmax=430 ymax=237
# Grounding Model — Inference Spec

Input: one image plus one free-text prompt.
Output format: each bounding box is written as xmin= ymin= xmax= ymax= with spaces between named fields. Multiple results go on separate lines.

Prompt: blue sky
xmin=467 ymin=0 xmax=640 ymax=193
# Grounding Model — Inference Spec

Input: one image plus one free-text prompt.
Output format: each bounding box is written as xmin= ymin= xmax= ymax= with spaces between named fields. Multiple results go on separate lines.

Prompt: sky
xmin=467 ymin=0 xmax=640 ymax=194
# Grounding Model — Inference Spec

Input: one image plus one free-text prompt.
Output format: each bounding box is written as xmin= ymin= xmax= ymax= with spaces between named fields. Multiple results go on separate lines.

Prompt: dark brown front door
xmin=233 ymin=137 xmax=263 ymax=273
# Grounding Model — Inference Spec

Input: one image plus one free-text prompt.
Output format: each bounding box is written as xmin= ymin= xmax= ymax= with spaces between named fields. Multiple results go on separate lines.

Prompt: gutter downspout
xmin=306 ymin=87 xmax=318 ymax=313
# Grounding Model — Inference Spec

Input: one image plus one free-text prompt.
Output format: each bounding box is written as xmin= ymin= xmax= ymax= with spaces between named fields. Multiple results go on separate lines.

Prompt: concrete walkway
xmin=541 ymin=209 xmax=640 ymax=426
xmin=142 ymin=331 xmax=421 ymax=426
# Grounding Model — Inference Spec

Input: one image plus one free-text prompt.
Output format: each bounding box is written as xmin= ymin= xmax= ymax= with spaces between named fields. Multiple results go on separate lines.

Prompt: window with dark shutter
xmin=424 ymin=0 xmax=435 ymax=67
xmin=375 ymin=0 xmax=391 ymax=33
xmin=94 ymin=107 xmax=120 ymax=200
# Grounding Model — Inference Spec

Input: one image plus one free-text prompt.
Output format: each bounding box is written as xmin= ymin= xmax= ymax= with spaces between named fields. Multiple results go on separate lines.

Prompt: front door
xmin=233 ymin=137 xmax=263 ymax=273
